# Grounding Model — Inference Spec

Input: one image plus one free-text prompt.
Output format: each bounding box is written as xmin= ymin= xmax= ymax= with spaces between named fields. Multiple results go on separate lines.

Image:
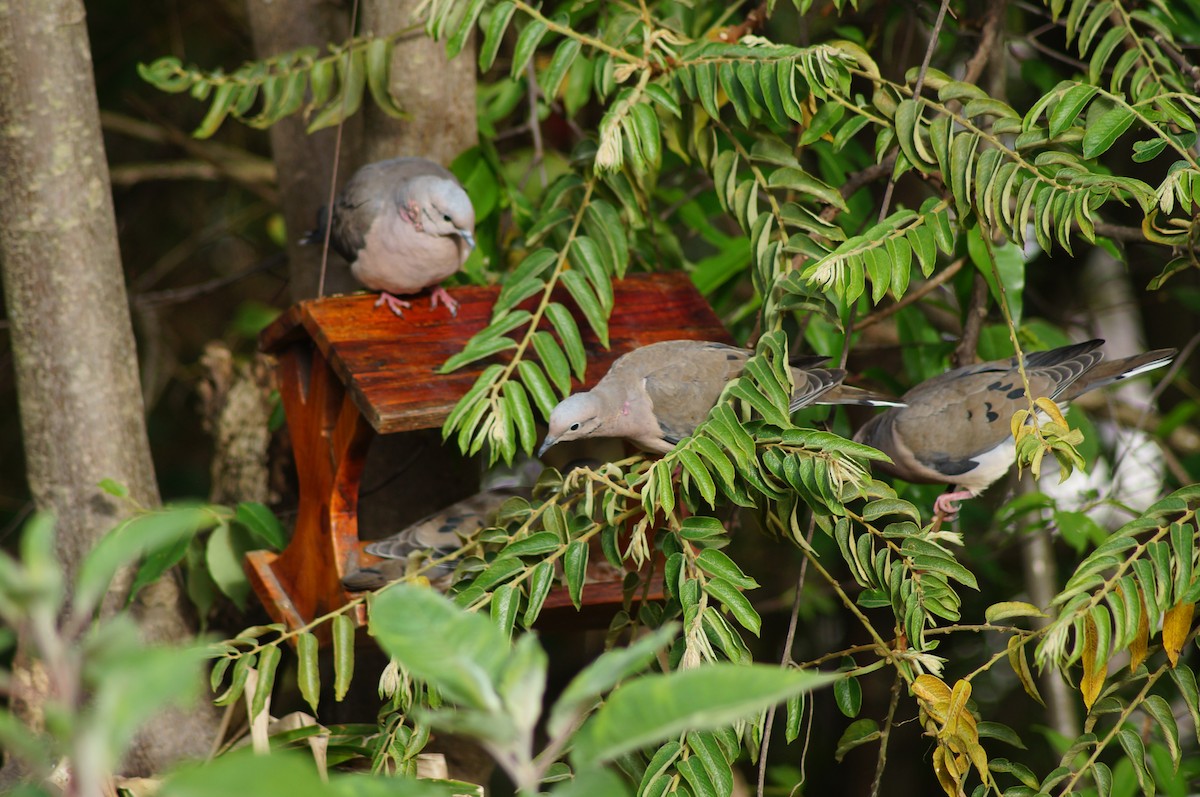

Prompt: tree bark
xmin=0 ymin=0 xmax=219 ymax=777
xmin=246 ymin=0 xmax=362 ymax=301
xmin=360 ymin=0 xmax=479 ymax=164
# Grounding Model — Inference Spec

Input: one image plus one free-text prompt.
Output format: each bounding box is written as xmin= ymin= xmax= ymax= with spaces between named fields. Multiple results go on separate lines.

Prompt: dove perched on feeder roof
xmin=538 ymin=339 xmax=902 ymax=457
xmin=301 ymin=157 xmax=475 ymax=317
xmin=853 ymin=339 xmax=1176 ymax=518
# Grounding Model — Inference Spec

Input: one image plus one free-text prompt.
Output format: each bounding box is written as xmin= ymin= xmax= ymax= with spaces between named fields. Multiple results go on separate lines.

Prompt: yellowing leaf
xmin=985 ymin=601 xmax=1048 ymax=623
xmin=1081 ymin=614 xmax=1107 ymax=711
xmin=1164 ymin=601 xmax=1195 ymax=668
xmin=1007 ymin=636 xmax=1045 ymax=706
xmin=913 ymin=674 xmax=952 ymax=724
xmin=1130 ymin=587 xmax=1150 ymax=673
xmin=1033 ymin=396 xmax=1068 ymax=428
xmin=1010 ymin=409 xmax=1030 ymax=441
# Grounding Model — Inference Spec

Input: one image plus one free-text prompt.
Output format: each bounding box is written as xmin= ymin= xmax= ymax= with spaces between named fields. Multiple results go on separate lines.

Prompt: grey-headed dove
xmin=538 ymin=339 xmax=901 ymax=456
xmin=302 ymin=157 xmax=475 ymax=317
xmin=853 ymin=339 xmax=1176 ymax=517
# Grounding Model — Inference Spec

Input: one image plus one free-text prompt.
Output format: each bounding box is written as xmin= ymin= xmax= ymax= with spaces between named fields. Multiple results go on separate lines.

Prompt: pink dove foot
xmin=933 ymin=489 xmax=973 ymax=522
xmin=430 ymin=286 xmax=459 ymax=317
xmin=375 ymin=292 xmax=412 ymax=317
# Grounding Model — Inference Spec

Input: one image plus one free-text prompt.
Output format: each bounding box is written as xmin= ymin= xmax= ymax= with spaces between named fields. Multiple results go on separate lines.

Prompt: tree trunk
xmin=0 ymin=0 xmax=219 ymax=777
xmin=360 ymin=0 xmax=479 ymax=164
xmin=246 ymin=0 xmax=363 ymax=302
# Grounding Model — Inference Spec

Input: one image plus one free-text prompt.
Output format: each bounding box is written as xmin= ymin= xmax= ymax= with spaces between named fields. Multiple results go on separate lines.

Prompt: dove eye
xmin=443 ymin=214 xmax=452 ymax=222
xmin=569 ymin=423 xmax=580 ymax=431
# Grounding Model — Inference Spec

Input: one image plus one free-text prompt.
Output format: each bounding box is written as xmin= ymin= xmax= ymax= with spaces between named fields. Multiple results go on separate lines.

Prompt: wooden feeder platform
xmin=248 ymin=271 xmax=732 ymax=638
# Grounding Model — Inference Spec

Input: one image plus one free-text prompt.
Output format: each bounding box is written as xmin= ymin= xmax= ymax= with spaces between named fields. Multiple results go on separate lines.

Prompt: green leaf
xmin=517 ymin=359 xmax=558 ymax=419
xmin=205 ymin=521 xmax=255 ymax=610
xmin=703 ymin=578 xmax=761 ymax=636
xmin=532 ymin=330 xmax=573 ymax=396
xmin=77 ymin=507 xmax=211 ymax=615
xmin=560 ymin=271 xmax=610 ymax=347
xmin=565 ymin=539 xmax=588 ymax=610
xmin=332 ymin=613 xmax=355 ymax=702
xmin=570 ymin=665 xmax=838 ymax=767
xmin=235 ymin=502 xmax=287 ymax=549
xmin=570 ymin=236 xmax=613 ymax=309
xmin=504 ymin=380 xmax=537 ymax=455
xmin=548 ymin=623 xmax=679 ymax=739
xmin=835 ymin=718 xmax=880 ymax=762
xmin=439 ymin=335 xmax=518 ymax=373
xmin=1082 ymin=105 xmax=1135 ymax=158
xmin=250 ymin=644 xmax=281 ymax=721
xmin=370 ymin=584 xmax=508 ymax=712
xmin=296 ymin=632 xmax=320 ymax=713
xmin=1048 ymin=83 xmax=1099 ymax=137
xmin=834 ymin=673 xmax=862 ymax=718
xmin=365 ymin=37 xmax=406 ymax=119
xmin=545 ymin=303 xmax=588 ymax=381
xmin=540 ymin=38 xmax=581 ymax=99
xmin=523 ymin=561 xmax=556 ymax=629
xmin=511 ymin=19 xmax=549 ymax=79
xmin=695 ymin=549 xmax=759 ymax=589
xmin=479 ymin=2 xmax=517 ymax=72
xmin=1116 ymin=726 xmax=1150 ymax=795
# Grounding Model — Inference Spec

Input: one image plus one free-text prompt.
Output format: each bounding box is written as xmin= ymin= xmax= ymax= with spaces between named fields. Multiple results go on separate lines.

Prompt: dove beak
xmin=537 ymin=435 xmax=556 ymax=457
xmin=458 ymin=229 xmax=476 ymax=250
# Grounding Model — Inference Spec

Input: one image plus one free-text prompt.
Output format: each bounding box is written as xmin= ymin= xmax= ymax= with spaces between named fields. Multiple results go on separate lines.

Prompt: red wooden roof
xmin=259 ymin=271 xmax=732 ymax=434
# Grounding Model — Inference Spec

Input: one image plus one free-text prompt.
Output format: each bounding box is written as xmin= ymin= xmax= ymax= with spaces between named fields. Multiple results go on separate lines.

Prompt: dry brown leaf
xmin=1163 ymin=601 xmax=1195 ymax=668
xmin=1081 ymin=614 xmax=1107 ymax=711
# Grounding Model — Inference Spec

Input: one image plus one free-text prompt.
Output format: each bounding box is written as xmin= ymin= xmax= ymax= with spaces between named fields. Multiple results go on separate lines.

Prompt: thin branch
xmin=817 ymin=153 xmax=898 ymax=223
xmin=714 ymin=2 xmax=768 ymax=43
xmin=855 ymin=257 xmax=965 ymax=331
xmin=120 ymin=100 xmax=279 ymax=204
xmin=133 ymin=254 xmax=286 ymax=308
xmin=868 ymin=670 xmax=904 ymax=797
xmin=521 ymin=61 xmax=548 ymax=191
xmin=961 ymin=1 xmax=1006 ymax=86
xmin=109 ymin=159 xmax=275 ymax=187
xmin=876 ymin=0 xmax=951 ymax=224
xmin=756 ymin=516 xmax=816 ymax=797
xmin=1153 ymin=33 xmax=1200 ymax=92
xmin=951 ymin=270 xmax=989 ymax=368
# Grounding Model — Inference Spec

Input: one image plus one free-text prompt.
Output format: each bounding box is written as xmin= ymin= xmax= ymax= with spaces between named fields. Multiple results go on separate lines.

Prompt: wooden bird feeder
xmin=249 ymin=271 xmax=732 ymax=637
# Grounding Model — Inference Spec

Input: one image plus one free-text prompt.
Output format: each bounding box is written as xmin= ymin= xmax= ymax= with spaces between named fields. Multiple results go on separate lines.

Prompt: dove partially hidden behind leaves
xmin=854 ymin=339 xmax=1176 ymax=519
xmin=342 ymin=458 xmax=593 ymax=592
xmin=301 ymin=157 xmax=475 ymax=317
xmin=538 ymin=339 xmax=902 ymax=456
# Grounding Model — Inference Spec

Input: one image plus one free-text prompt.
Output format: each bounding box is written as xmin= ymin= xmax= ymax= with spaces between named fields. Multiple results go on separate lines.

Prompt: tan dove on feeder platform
xmin=342 ymin=458 xmax=544 ymax=592
xmin=342 ymin=459 xmax=595 ymax=591
xmin=538 ymin=339 xmax=902 ymax=456
xmin=301 ymin=157 xmax=475 ymax=317
xmin=854 ymin=339 xmax=1176 ymax=518
xmin=341 ymin=489 xmax=516 ymax=591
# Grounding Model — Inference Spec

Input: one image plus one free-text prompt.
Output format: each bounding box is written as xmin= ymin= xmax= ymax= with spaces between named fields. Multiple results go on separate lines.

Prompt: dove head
xmin=408 ymin=176 xmax=476 ymax=250
xmin=539 ymin=392 xmax=604 ymax=456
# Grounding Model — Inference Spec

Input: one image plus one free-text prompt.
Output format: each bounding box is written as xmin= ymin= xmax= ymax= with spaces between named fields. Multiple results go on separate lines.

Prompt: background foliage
xmin=5 ymin=0 xmax=1200 ymax=795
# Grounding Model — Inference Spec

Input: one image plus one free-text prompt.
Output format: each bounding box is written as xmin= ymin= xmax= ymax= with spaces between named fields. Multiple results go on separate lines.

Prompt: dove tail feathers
xmin=819 ymin=384 xmax=906 ymax=407
xmin=1060 ymin=348 xmax=1177 ymax=400
xmin=298 ymin=205 xmax=331 ymax=246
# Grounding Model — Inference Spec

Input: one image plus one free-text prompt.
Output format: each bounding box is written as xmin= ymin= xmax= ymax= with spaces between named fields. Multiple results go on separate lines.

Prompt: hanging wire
xmin=317 ymin=0 xmax=363 ymax=299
